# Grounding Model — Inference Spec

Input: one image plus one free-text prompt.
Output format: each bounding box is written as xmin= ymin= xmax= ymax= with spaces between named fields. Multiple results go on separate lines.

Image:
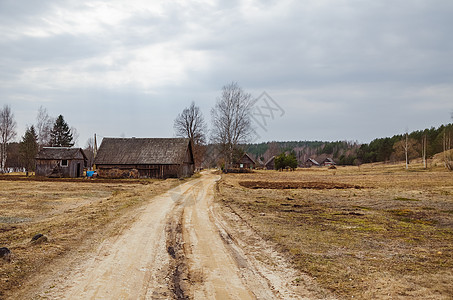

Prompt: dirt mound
xmin=239 ymin=181 xmax=362 ymax=190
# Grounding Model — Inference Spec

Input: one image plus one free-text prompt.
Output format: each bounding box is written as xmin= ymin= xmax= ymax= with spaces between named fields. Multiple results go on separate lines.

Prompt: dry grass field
xmin=216 ymin=163 xmax=453 ymax=299
xmin=0 ymin=176 xmax=181 ymax=298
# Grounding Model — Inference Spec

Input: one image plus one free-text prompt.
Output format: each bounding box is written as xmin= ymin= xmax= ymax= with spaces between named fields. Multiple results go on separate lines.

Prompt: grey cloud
xmin=1 ymin=0 xmax=452 ymax=144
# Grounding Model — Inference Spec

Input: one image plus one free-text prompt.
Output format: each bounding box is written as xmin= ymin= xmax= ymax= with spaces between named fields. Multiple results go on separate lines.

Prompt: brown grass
xmin=0 ymin=177 xmax=182 ymax=298
xmin=216 ymin=164 xmax=453 ymax=299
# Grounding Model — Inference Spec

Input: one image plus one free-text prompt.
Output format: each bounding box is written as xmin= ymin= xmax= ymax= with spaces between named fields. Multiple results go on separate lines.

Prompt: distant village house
xmin=322 ymin=158 xmax=336 ymax=166
xmin=94 ymin=138 xmax=194 ymax=179
xmin=264 ymin=156 xmax=275 ymax=170
xmin=304 ymin=158 xmax=320 ymax=168
xmin=35 ymin=147 xmax=87 ymax=178
xmin=233 ymin=153 xmax=256 ymax=169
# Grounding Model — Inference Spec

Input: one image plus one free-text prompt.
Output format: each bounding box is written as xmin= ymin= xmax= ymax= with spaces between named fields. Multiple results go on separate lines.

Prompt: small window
xmin=61 ymin=160 xmax=68 ymax=167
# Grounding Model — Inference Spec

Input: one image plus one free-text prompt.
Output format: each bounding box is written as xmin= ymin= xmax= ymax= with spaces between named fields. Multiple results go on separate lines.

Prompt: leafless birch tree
xmin=36 ymin=106 xmax=53 ymax=148
xmin=210 ymin=82 xmax=254 ymax=168
xmin=404 ymin=131 xmax=409 ymax=170
xmin=0 ymin=105 xmax=17 ymax=172
xmin=422 ymin=134 xmax=427 ymax=169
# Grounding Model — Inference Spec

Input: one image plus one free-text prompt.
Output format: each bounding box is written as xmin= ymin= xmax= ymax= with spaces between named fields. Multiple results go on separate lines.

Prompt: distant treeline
xmin=357 ymin=123 xmax=452 ymax=164
xmin=245 ymin=123 xmax=453 ymax=165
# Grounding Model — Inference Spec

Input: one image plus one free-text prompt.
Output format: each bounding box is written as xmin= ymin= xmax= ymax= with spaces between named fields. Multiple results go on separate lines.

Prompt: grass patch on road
xmin=216 ymin=166 xmax=453 ymax=299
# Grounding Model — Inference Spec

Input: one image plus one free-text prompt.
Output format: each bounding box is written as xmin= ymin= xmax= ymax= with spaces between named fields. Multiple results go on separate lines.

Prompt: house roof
xmin=323 ymin=158 xmax=336 ymax=164
xmin=94 ymin=138 xmax=193 ymax=165
xmin=36 ymin=147 xmax=87 ymax=160
xmin=306 ymin=158 xmax=320 ymax=165
xmin=239 ymin=153 xmax=256 ymax=164
xmin=264 ymin=156 xmax=275 ymax=166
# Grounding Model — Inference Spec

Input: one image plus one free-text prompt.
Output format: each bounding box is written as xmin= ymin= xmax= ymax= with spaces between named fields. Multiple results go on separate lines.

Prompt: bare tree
xmin=174 ymin=101 xmax=207 ymax=145
xmin=0 ymin=105 xmax=17 ymax=173
xmin=174 ymin=102 xmax=207 ymax=168
xmin=71 ymin=126 xmax=79 ymax=147
xmin=84 ymin=137 xmax=95 ymax=169
xmin=422 ymin=134 xmax=427 ymax=169
xmin=36 ymin=106 xmax=53 ymax=148
xmin=211 ymin=82 xmax=254 ymax=168
xmin=404 ymin=131 xmax=409 ymax=170
xmin=392 ymin=136 xmax=418 ymax=166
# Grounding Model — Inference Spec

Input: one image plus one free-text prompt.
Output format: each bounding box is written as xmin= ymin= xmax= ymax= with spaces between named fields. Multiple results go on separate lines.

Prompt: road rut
xmin=26 ymin=173 xmax=321 ymax=299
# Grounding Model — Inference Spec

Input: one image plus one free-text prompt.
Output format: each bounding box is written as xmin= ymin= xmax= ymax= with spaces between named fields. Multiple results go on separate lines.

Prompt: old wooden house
xmin=304 ymin=158 xmax=320 ymax=168
xmin=264 ymin=156 xmax=275 ymax=170
xmin=94 ymin=138 xmax=194 ymax=179
xmin=35 ymin=147 xmax=87 ymax=178
xmin=234 ymin=153 xmax=256 ymax=169
xmin=322 ymin=157 xmax=336 ymax=166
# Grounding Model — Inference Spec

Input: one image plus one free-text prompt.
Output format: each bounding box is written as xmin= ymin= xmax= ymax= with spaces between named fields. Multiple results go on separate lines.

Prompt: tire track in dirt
xmin=31 ymin=178 xmax=203 ymax=299
xmin=182 ymin=173 xmax=332 ymax=299
xmin=21 ymin=172 xmax=325 ymax=299
xmin=166 ymin=198 xmax=190 ymax=299
xmin=182 ymin=175 xmax=256 ymax=299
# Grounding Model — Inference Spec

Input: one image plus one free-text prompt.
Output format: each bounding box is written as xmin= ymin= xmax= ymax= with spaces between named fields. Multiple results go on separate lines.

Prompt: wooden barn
xmin=322 ymin=157 xmax=336 ymax=166
xmin=264 ymin=156 xmax=275 ymax=170
xmin=35 ymin=147 xmax=87 ymax=178
xmin=305 ymin=158 xmax=320 ymax=168
xmin=94 ymin=138 xmax=194 ymax=179
xmin=234 ymin=153 xmax=256 ymax=169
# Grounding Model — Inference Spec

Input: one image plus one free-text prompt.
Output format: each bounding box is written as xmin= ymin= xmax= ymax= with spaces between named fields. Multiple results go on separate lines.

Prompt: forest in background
xmin=5 ymin=123 xmax=453 ymax=170
xmin=245 ymin=123 xmax=453 ymax=166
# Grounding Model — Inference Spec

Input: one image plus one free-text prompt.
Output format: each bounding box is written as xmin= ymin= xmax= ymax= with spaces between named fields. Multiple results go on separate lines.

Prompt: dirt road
xmin=25 ymin=173 xmax=324 ymax=299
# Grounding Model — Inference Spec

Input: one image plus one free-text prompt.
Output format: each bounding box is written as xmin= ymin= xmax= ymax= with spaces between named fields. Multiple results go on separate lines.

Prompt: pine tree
xmin=49 ymin=115 xmax=74 ymax=147
xmin=286 ymin=152 xmax=298 ymax=170
xmin=19 ymin=125 xmax=38 ymax=175
xmin=274 ymin=152 xmax=298 ymax=170
xmin=274 ymin=153 xmax=286 ymax=170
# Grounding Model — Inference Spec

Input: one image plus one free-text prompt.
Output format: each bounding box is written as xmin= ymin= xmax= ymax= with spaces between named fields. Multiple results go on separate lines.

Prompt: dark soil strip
xmin=166 ymin=207 xmax=190 ymax=300
xmin=239 ymin=180 xmax=362 ymax=190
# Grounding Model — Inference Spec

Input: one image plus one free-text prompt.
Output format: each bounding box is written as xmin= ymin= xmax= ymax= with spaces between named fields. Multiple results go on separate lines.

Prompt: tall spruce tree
xmin=49 ymin=115 xmax=74 ymax=147
xmin=19 ymin=125 xmax=38 ymax=175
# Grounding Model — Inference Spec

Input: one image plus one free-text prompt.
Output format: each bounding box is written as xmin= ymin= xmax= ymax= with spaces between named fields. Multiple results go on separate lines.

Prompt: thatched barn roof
xmin=95 ymin=138 xmax=193 ymax=165
xmin=36 ymin=147 xmax=87 ymax=160
xmin=264 ymin=156 xmax=275 ymax=166
xmin=240 ymin=153 xmax=256 ymax=164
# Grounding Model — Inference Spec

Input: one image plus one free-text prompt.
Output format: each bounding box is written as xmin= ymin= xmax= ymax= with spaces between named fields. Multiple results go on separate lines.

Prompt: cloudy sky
xmin=1 ymin=0 xmax=452 ymax=146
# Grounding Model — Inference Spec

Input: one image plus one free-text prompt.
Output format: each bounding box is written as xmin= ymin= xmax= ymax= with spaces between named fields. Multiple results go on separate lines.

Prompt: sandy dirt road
xmin=25 ymin=173 xmax=323 ymax=299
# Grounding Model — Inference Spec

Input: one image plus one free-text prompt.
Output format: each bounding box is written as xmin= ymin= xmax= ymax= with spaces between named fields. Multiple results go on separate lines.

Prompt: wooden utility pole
xmin=94 ymin=133 xmax=97 ymax=158
xmin=93 ymin=133 xmax=98 ymax=170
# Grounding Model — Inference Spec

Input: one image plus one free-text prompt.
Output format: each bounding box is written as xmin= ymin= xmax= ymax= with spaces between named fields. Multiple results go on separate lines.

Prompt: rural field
xmin=0 ymin=176 xmax=182 ymax=299
xmin=0 ymin=163 xmax=452 ymax=299
xmin=216 ymin=163 xmax=453 ymax=299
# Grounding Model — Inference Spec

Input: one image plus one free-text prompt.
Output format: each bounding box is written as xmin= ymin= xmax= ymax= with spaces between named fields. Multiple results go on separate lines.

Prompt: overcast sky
xmin=1 ymin=0 xmax=452 ymax=146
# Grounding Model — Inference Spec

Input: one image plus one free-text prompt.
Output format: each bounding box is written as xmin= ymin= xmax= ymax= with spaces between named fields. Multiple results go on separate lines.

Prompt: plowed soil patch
xmin=239 ymin=181 xmax=362 ymax=190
